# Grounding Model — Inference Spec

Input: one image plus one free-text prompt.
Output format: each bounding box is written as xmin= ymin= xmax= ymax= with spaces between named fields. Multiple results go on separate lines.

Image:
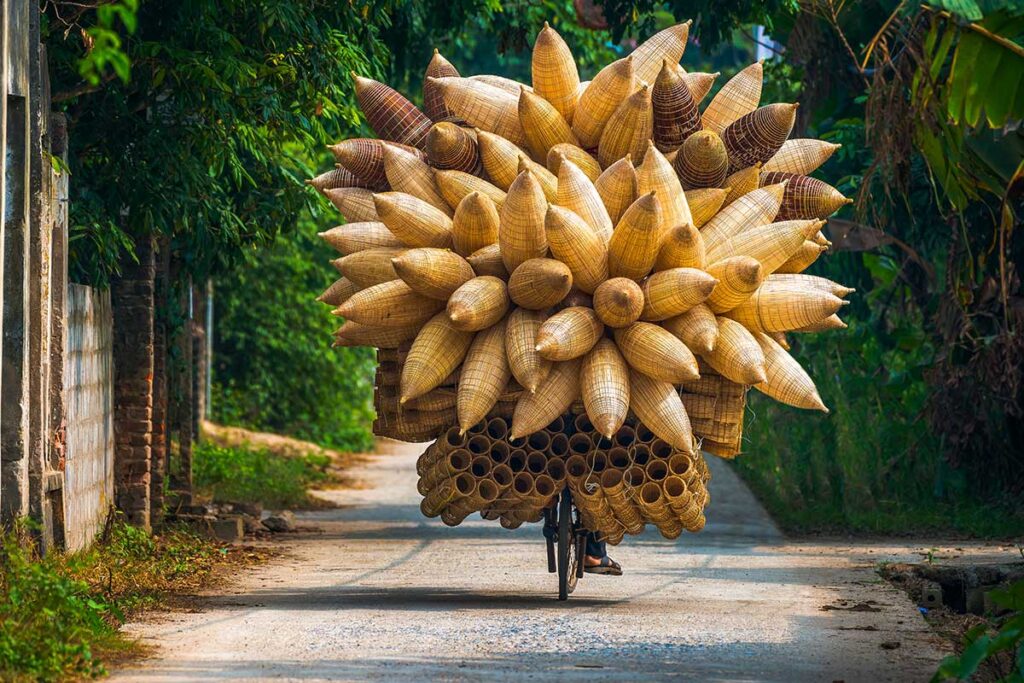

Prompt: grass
xmin=192 ymin=440 xmax=336 ymax=509
xmin=0 ymin=521 xmax=266 ymax=681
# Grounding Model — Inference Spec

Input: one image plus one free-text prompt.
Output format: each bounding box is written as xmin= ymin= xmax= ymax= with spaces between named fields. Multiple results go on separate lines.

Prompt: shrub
xmin=193 ymin=441 xmax=332 ymax=508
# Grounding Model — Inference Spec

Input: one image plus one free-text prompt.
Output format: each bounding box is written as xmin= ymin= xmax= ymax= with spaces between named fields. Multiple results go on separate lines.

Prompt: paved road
xmin=116 ymin=439 xmax=951 ymax=682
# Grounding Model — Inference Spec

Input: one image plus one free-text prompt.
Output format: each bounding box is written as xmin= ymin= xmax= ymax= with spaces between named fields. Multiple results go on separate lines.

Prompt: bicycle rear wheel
xmin=557 ymin=491 xmax=578 ymax=600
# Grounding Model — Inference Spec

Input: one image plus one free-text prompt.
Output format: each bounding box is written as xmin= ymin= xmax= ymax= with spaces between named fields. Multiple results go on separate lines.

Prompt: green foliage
xmin=932 ymin=580 xmax=1024 ymax=681
xmin=596 ymin=0 xmax=800 ymax=44
xmin=0 ymin=521 xmax=233 ymax=681
xmin=210 ymin=216 xmax=375 ymax=452
xmin=193 ymin=441 xmax=332 ymax=508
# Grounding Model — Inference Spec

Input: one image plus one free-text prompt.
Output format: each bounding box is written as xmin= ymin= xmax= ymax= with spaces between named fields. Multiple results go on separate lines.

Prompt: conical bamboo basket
xmin=545 ymin=205 xmax=608 ymax=293
xmin=653 ymin=222 xmax=706 ymax=270
xmin=683 ymin=188 xmax=729 ymax=228
xmin=458 ymin=319 xmax=512 ymax=432
xmin=333 ymin=320 xmax=420 ymax=348
xmin=629 ymin=370 xmax=695 ymax=454
xmin=507 ymin=258 xmax=573 ymax=309
xmin=536 ymin=307 xmax=604 ymax=361
xmin=319 ymin=221 xmax=401 ymax=254
xmin=685 ymin=71 xmax=719 ymax=104
xmin=510 ymin=358 xmax=583 ymax=439
xmin=725 ymin=286 xmax=846 ymax=333
xmin=476 ymin=129 xmax=526 ymax=190
xmin=593 ymin=277 xmax=644 ymax=328
xmin=426 ymin=122 xmax=481 ymax=174
xmin=701 ymin=317 xmax=767 ymax=385
xmin=760 ymin=171 xmax=851 ymax=220
xmin=775 ymin=240 xmax=826 ymax=273
xmin=705 ymin=256 xmax=764 ymax=313
xmin=519 ymin=87 xmax=578 ymax=161
xmin=652 ymin=60 xmax=700 ymax=152
xmin=723 ymin=163 xmax=762 ymax=203
xmin=556 ymin=159 xmax=614 ymax=243
xmin=594 ymin=156 xmax=638 ymax=225
xmin=699 ymin=182 xmax=786 ymax=252
xmin=793 ymin=314 xmax=846 ymax=332
xmin=580 ymin=339 xmax=630 ymax=438
xmin=572 ymin=56 xmax=635 ymax=149
xmin=547 ymin=144 xmax=602 ymax=182
xmin=532 ymin=23 xmax=580 ymax=125
xmin=640 ymin=268 xmax=717 ymax=320
xmin=318 ymin=277 xmax=360 ymax=307
xmin=638 ymin=142 xmax=692 ymax=230
xmin=431 ymin=76 xmax=527 ymax=146
xmin=506 ymin=307 xmax=552 ymax=393
xmin=466 ymin=244 xmax=510 ymax=279
xmin=615 ymin=322 xmax=699 ymax=383
xmin=630 ymin=21 xmax=690 ymax=86
xmin=767 ymin=273 xmax=855 ymax=298
xmin=607 ymin=192 xmax=663 ymax=280
xmin=324 ymin=187 xmax=378 ymax=223
xmin=469 ymin=74 xmax=533 ymax=94
xmin=373 ymin=192 xmax=453 ymax=248
xmin=392 ymin=248 xmax=475 ymax=300
xmin=330 ymin=138 xmax=423 ymax=188
xmin=706 ymin=219 xmax=823 ymax=274
xmin=447 ymin=276 xmax=510 ymax=331
xmin=722 ymin=103 xmax=799 ymax=172
xmin=662 ymin=304 xmax=718 ymax=355
xmin=309 ymin=166 xmax=375 ymax=192
xmin=752 ymin=331 xmax=828 ymax=412
xmin=423 ymin=49 xmax=460 ymax=122
xmin=352 ymin=73 xmax=433 ymax=149
xmin=335 ymin=247 xmax=403 ymax=288
xmin=451 ymin=192 xmax=500 ymax=257
xmin=436 ymin=170 xmax=507 ymax=212
xmin=673 ymin=130 xmax=729 ymax=190
xmin=763 ymin=138 xmax=841 ymax=175
xmin=598 ymin=85 xmax=653 ymax=168
xmin=336 ymin=279 xmax=443 ymax=327
xmin=382 ymin=143 xmax=453 ymax=216
xmin=400 ymin=312 xmax=475 ymax=403
xmin=701 ymin=61 xmax=763 ymax=136
xmin=499 ymin=170 xmax=549 ymax=272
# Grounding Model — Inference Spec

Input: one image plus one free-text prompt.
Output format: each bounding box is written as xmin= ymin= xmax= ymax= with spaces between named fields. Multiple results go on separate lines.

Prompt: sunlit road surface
xmin=115 ymin=438 xmax=953 ymax=682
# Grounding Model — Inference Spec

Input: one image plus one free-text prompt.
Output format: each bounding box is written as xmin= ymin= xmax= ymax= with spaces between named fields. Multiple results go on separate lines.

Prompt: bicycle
xmin=542 ymin=489 xmax=587 ymax=600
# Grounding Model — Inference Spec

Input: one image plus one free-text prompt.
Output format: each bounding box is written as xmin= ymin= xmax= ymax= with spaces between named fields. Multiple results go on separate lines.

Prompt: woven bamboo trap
xmin=314 ymin=18 xmax=853 ymax=536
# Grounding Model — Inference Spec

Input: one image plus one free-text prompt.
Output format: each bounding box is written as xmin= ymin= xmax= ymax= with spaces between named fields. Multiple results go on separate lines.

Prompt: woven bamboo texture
xmin=594 ymin=156 xmax=638 ymax=225
xmin=555 ymin=160 xmax=614 ymax=242
xmin=437 ymin=170 xmax=507 ymax=212
xmin=392 ymin=248 xmax=475 ymax=300
xmin=615 ymin=323 xmax=699 ymax=383
xmin=760 ymin=171 xmax=851 ymax=220
xmin=352 ymin=74 xmax=433 ymax=149
xmin=701 ymin=61 xmax=762 ymax=136
xmin=581 ymin=339 xmax=630 ymax=438
xmin=318 ymin=277 xmax=359 ymax=307
xmin=673 ymin=131 xmax=729 ymax=190
xmin=630 ymin=21 xmax=690 ymax=86
xmin=458 ymin=319 xmax=512 ymax=432
xmin=652 ymin=60 xmax=700 ymax=152
xmin=400 ymin=312 xmax=475 ymax=403
xmin=426 ymin=122 xmax=481 ymax=174
xmin=382 ymin=144 xmax=452 ymax=216
xmin=532 ymin=23 xmax=580 ymax=125
xmin=335 ymin=279 xmax=444 ymax=328
xmin=511 ymin=358 xmax=583 ymax=439
xmin=466 ymin=244 xmax=510 ymax=279
xmin=723 ymin=163 xmax=761 ymax=203
xmin=724 ymin=285 xmax=845 ymax=333
xmin=629 ymin=370 xmax=695 ymax=454
xmin=423 ymin=50 xmax=460 ymax=122
xmin=593 ymin=277 xmax=644 ymax=328
xmin=700 ymin=317 xmax=767 ymax=385
xmin=547 ymin=144 xmax=602 ymax=182
xmin=447 ymin=276 xmax=510 ymax=331
xmin=536 ymin=307 xmax=604 ymax=361
xmin=325 ymin=187 xmax=378 ymax=223
xmin=506 ymin=307 xmax=552 ymax=393
xmin=309 ymin=166 xmax=377 ymax=192
xmin=706 ymin=218 xmax=823 ymax=274
xmin=752 ymin=331 xmax=828 ymax=412
xmin=763 ymin=138 xmax=841 ymax=175
xmin=319 ymin=221 xmax=401 ymax=254
xmin=775 ymin=240 xmax=826 ymax=273
xmin=451 ymin=192 xmax=500 ymax=256
xmin=507 ymin=258 xmax=573 ymax=309
xmin=640 ymin=268 xmax=717 ymax=320
xmin=598 ymin=85 xmax=653 ymax=168
xmin=662 ymin=303 xmax=718 ymax=355
xmin=373 ymin=192 xmax=453 ymax=248
xmin=335 ymin=247 xmax=403 ymax=288
xmin=684 ymin=71 xmax=718 ymax=104
xmin=572 ymin=56 xmax=635 ymax=149
xmin=545 ymin=205 xmax=608 ymax=293
xmin=699 ymin=182 xmax=786 ymax=252
xmin=654 ymin=221 xmax=706 ymax=270
xmin=608 ymin=192 xmax=663 ymax=280
xmin=330 ymin=138 xmax=423 ymax=188
xmin=638 ymin=142 xmax=692 ymax=230
xmin=722 ymin=103 xmax=798 ymax=172
xmin=705 ymin=256 xmax=764 ymax=313
xmin=432 ymin=76 xmax=527 ymax=146
xmin=499 ymin=170 xmax=549 ymax=272
xmin=520 ymin=86 xmax=578 ymax=160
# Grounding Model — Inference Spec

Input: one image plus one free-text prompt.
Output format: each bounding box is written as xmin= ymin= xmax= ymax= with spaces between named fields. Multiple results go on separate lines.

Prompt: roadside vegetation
xmin=0 ymin=522 xmax=266 ymax=681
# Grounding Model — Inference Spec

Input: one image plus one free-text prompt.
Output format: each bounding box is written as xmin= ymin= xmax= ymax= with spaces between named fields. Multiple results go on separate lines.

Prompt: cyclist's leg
xmin=585 ymin=532 xmax=605 ymax=558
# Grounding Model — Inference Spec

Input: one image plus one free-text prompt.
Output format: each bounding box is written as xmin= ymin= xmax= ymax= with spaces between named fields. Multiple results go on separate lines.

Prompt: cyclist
xmin=583 ymin=532 xmax=622 ymax=575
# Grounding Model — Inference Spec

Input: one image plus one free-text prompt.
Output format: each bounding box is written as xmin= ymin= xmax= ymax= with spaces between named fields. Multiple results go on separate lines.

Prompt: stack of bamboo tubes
xmin=415 ymin=415 xmax=710 ymax=538
xmin=313 ymin=18 xmax=855 ymax=536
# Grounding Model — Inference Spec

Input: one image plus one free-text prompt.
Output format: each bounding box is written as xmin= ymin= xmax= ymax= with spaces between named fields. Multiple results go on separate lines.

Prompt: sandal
xmin=584 ymin=555 xmax=622 ymax=576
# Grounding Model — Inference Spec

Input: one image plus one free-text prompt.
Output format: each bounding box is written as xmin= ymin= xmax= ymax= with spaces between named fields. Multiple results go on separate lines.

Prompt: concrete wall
xmin=63 ymin=285 xmax=114 ymax=551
